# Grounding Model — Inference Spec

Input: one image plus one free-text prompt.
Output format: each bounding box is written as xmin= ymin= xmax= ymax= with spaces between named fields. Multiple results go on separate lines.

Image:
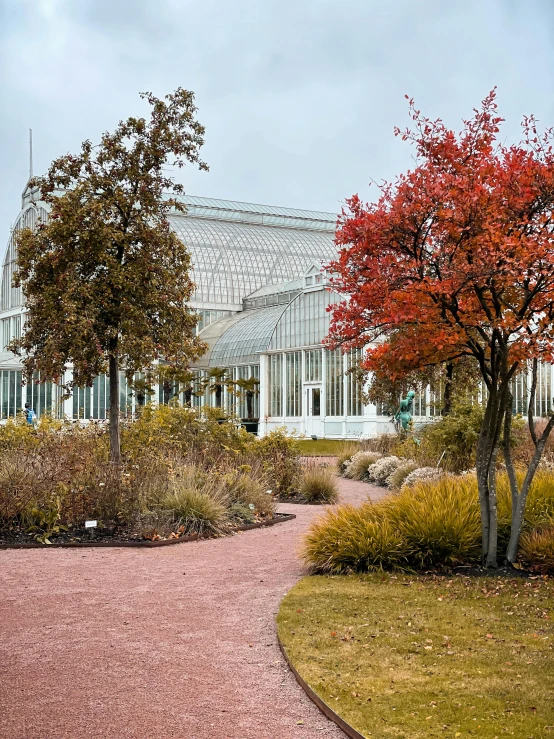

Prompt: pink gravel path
xmin=0 ymin=478 xmax=386 ymax=739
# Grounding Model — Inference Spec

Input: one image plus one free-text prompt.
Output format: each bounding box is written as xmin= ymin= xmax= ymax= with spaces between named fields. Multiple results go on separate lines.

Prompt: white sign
xmin=85 ymin=520 xmax=97 ymax=529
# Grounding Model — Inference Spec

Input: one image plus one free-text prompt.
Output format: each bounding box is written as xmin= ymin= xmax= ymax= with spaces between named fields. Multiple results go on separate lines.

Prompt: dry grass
xmin=277 ymin=573 xmax=554 ymax=739
xmin=299 ymin=464 xmax=339 ymax=504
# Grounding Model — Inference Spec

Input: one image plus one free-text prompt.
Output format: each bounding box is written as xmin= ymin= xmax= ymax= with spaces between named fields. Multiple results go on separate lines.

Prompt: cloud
xmin=1 ymin=0 xmax=554 ymax=253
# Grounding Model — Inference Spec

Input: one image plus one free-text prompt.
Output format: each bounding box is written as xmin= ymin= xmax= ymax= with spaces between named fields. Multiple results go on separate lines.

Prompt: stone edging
xmin=278 ymin=636 xmax=367 ymax=739
xmin=0 ymin=513 xmax=297 ymax=550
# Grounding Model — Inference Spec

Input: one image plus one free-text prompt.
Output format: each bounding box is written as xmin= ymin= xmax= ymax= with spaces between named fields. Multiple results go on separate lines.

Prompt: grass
xmin=299 ymin=465 xmax=339 ymax=503
xmin=277 ymin=573 xmax=554 ymax=738
xmin=297 ymin=439 xmax=360 ymax=456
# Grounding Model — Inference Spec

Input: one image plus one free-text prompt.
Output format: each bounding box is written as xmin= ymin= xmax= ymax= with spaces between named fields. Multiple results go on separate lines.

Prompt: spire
xmin=29 ymin=128 xmax=33 ymax=180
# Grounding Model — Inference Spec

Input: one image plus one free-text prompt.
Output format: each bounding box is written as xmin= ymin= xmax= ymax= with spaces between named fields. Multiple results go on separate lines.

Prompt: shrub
xmin=387 ymin=461 xmax=419 ymax=491
xmin=122 ymin=403 xmax=253 ymax=462
xmin=303 ymin=503 xmax=411 ymax=572
xmin=413 ymin=399 xmax=484 ymax=472
xmin=299 ymin=465 xmax=339 ymax=504
xmin=367 ymin=456 xmax=401 ymax=486
xmin=344 ymin=451 xmax=382 ymax=480
xmin=335 ymin=443 xmax=361 ymax=475
xmin=519 ymin=527 xmax=554 ymax=574
xmin=402 ymin=466 xmax=444 ymax=489
xmin=360 ymin=434 xmax=399 ymax=456
xmin=251 ymin=429 xmax=301 ymax=497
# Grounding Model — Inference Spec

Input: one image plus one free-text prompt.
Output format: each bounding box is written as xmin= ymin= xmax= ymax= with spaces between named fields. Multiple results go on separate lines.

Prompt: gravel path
xmin=0 ymin=477 xmax=386 ymax=739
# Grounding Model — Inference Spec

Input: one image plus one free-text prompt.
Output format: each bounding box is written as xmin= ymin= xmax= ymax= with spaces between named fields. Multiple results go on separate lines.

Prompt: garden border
xmin=0 ymin=513 xmax=296 ymax=550
xmin=278 ymin=636 xmax=367 ymax=739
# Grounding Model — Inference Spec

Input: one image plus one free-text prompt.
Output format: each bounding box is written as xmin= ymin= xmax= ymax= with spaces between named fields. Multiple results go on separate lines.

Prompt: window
xmin=0 ymin=370 xmax=23 ymax=418
xmin=304 ymin=349 xmax=322 ymax=382
xmin=25 ymin=373 xmax=58 ymax=418
xmin=72 ymin=372 xmax=130 ymax=419
xmin=346 ymin=349 xmax=364 ymax=416
xmin=326 ymin=349 xmax=343 ymax=416
xmin=286 ymin=352 xmax=302 ymax=416
xmin=1 ymin=315 xmax=22 ymax=352
xmin=269 ymin=354 xmax=283 ymax=417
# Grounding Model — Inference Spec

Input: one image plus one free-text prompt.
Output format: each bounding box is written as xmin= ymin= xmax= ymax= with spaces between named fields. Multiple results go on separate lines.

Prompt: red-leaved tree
xmin=327 ymin=90 xmax=554 ymax=568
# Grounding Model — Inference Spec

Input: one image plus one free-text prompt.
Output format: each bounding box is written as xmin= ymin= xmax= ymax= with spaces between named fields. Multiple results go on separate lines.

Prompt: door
xmin=305 ymin=385 xmax=323 ymax=438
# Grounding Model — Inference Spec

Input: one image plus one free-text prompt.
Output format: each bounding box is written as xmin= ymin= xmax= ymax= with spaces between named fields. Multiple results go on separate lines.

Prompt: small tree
xmin=11 ymin=88 xmax=208 ymax=463
xmin=328 ymin=90 xmax=554 ymax=567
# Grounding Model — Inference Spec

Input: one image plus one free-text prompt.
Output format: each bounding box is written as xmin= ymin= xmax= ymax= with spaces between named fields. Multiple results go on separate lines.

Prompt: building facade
xmin=1 ymin=181 xmax=553 ymax=435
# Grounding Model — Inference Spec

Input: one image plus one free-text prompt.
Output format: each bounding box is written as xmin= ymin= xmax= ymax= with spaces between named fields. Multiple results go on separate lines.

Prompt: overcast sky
xmin=1 ymin=0 xmax=554 ymax=252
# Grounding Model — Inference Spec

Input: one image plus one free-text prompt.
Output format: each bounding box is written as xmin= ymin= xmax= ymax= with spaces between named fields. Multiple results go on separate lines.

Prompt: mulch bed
xmin=0 ymin=513 xmax=296 ymax=549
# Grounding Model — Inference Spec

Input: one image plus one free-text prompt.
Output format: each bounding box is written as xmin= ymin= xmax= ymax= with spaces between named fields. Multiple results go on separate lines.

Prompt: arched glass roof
xmin=1 ymin=204 xmax=48 ymax=312
xmin=1 ymin=194 xmax=338 ymax=315
xmin=204 ymin=304 xmax=286 ymax=367
xmin=168 ymin=213 xmax=337 ymax=310
xmin=269 ymin=288 xmax=343 ymax=351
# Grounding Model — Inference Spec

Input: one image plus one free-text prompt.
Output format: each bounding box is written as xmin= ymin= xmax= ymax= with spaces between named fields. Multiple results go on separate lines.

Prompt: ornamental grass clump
xmin=519 ymin=527 xmax=554 ymax=573
xmin=386 ymin=460 xmax=418 ymax=491
xmin=303 ymin=471 xmax=554 ymax=573
xmin=160 ymin=472 xmax=229 ymax=535
xmin=303 ymin=503 xmax=410 ymax=572
xmin=344 ymin=451 xmax=382 ymax=480
xmin=386 ymin=475 xmax=482 ymax=567
xmin=367 ymin=456 xmax=401 ymax=486
xmin=221 ymin=467 xmax=276 ymax=518
xmin=299 ymin=465 xmax=339 ymax=504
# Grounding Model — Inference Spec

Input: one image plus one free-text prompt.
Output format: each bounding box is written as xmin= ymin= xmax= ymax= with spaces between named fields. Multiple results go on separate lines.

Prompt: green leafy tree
xmin=11 ymin=88 xmax=208 ymax=463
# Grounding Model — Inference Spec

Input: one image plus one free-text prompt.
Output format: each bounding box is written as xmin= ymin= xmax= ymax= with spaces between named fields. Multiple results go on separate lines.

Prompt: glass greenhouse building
xmin=1 ymin=181 xmax=553 ymax=436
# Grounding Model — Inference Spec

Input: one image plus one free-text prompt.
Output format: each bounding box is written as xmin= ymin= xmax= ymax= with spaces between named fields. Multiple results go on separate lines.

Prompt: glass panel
xmin=325 ymin=349 xmax=343 ymax=416
xmin=305 ymin=349 xmax=322 ymax=382
xmin=286 ymin=351 xmax=302 ymax=416
xmin=269 ymin=354 xmax=282 ymax=417
xmin=346 ymin=349 xmax=364 ymax=416
xmin=312 ymin=387 xmax=321 ymax=416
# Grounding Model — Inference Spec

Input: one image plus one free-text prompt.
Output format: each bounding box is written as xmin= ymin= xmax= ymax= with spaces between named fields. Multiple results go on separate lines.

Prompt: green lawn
xmin=296 ymin=439 xmax=359 ymax=456
xmin=277 ymin=574 xmax=554 ymax=738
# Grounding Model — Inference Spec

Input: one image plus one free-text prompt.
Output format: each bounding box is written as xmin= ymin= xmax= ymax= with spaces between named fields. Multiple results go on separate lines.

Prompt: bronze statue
xmin=395 ymin=390 xmax=415 ymax=431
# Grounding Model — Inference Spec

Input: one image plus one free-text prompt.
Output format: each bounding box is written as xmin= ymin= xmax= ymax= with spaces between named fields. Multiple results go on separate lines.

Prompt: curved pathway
xmin=0 ymin=478 xmax=385 ymax=739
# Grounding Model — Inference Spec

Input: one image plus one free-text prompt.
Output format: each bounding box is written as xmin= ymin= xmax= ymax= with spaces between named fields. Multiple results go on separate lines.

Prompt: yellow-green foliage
xmin=299 ymin=465 xmax=339 ymax=504
xmin=519 ymin=526 xmax=554 ymax=573
xmin=122 ymin=403 xmax=253 ymax=460
xmin=387 ymin=460 xmax=418 ymax=490
xmin=304 ymin=471 xmax=554 ymax=572
xmin=386 ymin=475 xmax=482 ymax=567
xmin=278 ymin=574 xmax=554 ymax=739
xmin=304 ymin=504 xmax=410 ymax=572
xmin=252 ymin=429 xmax=300 ymax=497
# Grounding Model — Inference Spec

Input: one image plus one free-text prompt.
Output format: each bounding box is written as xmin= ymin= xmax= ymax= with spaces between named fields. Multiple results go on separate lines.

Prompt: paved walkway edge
xmin=278 ymin=635 xmax=367 ymax=739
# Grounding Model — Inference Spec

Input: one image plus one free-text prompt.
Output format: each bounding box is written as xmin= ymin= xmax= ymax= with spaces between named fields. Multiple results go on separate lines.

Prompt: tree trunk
xmin=475 ymin=382 xmax=509 ymax=568
xmin=475 ymin=390 xmax=497 ymax=565
xmin=505 ymin=415 xmax=554 ymax=562
xmin=109 ymin=353 xmax=121 ymax=465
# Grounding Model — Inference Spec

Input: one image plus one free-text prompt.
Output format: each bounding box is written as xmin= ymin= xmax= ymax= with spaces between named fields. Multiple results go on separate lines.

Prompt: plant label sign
xmin=85 ymin=520 xmax=97 ymax=529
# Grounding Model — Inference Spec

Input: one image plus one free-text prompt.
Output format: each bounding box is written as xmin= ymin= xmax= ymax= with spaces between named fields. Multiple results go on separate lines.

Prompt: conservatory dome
xmin=1 ymin=190 xmax=338 ymax=314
